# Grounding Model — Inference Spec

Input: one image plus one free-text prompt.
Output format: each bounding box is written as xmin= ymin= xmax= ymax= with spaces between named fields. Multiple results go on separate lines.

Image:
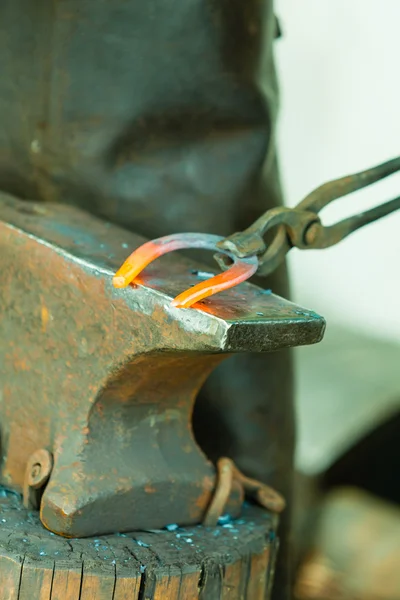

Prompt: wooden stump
xmin=0 ymin=490 xmax=279 ymax=599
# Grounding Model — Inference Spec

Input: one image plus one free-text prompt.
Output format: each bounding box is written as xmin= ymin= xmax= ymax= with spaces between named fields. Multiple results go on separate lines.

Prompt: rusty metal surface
xmin=0 ymin=194 xmax=324 ymax=538
xmin=203 ymin=457 xmax=286 ymax=527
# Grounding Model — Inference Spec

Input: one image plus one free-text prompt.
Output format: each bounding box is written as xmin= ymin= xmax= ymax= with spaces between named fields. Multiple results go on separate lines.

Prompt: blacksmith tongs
xmin=113 ymin=156 xmax=400 ymax=307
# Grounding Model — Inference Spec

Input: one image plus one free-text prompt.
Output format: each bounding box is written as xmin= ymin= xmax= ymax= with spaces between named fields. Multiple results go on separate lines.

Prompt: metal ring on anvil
xmin=113 ymin=233 xmax=259 ymax=308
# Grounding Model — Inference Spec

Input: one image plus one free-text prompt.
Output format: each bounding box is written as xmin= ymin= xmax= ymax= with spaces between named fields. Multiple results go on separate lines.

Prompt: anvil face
xmin=0 ymin=194 xmax=325 ymax=537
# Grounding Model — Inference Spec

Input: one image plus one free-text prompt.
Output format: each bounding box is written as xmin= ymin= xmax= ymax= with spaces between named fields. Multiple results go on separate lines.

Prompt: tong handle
xmin=298 ymin=156 xmax=400 ymax=213
xmin=218 ymin=156 xmax=400 ymax=276
xmin=302 ymin=195 xmax=400 ymax=250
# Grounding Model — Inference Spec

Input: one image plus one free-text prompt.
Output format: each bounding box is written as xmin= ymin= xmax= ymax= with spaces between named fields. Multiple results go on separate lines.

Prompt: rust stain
xmin=189 ymin=476 xmax=215 ymax=520
xmin=13 ymin=358 xmax=30 ymax=371
xmin=41 ymin=304 xmax=49 ymax=332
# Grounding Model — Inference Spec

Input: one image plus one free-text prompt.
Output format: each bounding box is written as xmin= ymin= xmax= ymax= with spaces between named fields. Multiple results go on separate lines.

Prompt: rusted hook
xmin=23 ymin=449 xmax=53 ymax=510
xmin=203 ymin=457 xmax=286 ymax=527
xmin=113 ymin=233 xmax=258 ymax=308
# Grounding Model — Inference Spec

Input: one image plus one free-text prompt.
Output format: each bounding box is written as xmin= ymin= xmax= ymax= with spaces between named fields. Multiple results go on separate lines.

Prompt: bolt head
xmin=30 ymin=463 xmax=42 ymax=483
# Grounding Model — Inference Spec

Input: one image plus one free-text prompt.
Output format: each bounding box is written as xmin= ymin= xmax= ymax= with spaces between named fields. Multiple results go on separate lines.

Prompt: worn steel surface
xmin=0 ymin=194 xmax=324 ymax=538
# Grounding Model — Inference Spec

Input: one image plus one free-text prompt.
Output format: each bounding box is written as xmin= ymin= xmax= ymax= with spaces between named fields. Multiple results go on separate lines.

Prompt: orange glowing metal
xmin=113 ymin=233 xmax=258 ymax=308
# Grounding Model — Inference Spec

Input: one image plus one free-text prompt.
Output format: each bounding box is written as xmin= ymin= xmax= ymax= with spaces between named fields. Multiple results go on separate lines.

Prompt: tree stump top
xmin=0 ymin=489 xmax=279 ymax=599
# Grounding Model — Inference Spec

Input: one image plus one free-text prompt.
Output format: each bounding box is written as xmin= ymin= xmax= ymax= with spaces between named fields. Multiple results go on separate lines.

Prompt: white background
xmin=275 ymin=0 xmax=400 ymax=342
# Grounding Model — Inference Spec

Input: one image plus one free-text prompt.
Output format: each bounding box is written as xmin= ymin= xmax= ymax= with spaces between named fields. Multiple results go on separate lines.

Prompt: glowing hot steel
xmin=113 ymin=233 xmax=258 ymax=308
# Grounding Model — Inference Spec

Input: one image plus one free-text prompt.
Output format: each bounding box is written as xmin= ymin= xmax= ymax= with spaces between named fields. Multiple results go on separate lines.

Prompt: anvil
xmin=0 ymin=193 xmax=325 ymax=537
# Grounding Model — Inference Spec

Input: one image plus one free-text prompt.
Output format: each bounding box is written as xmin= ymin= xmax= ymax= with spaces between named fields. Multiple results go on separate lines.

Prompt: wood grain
xmin=0 ymin=492 xmax=279 ymax=599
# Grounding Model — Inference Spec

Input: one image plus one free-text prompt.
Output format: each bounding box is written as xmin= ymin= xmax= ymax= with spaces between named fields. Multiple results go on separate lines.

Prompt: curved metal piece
xmin=202 ymin=458 xmax=235 ymax=528
xmin=113 ymin=233 xmax=258 ymax=308
xmin=203 ymin=457 xmax=286 ymax=528
xmin=23 ymin=449 xmax=53 ymax=510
